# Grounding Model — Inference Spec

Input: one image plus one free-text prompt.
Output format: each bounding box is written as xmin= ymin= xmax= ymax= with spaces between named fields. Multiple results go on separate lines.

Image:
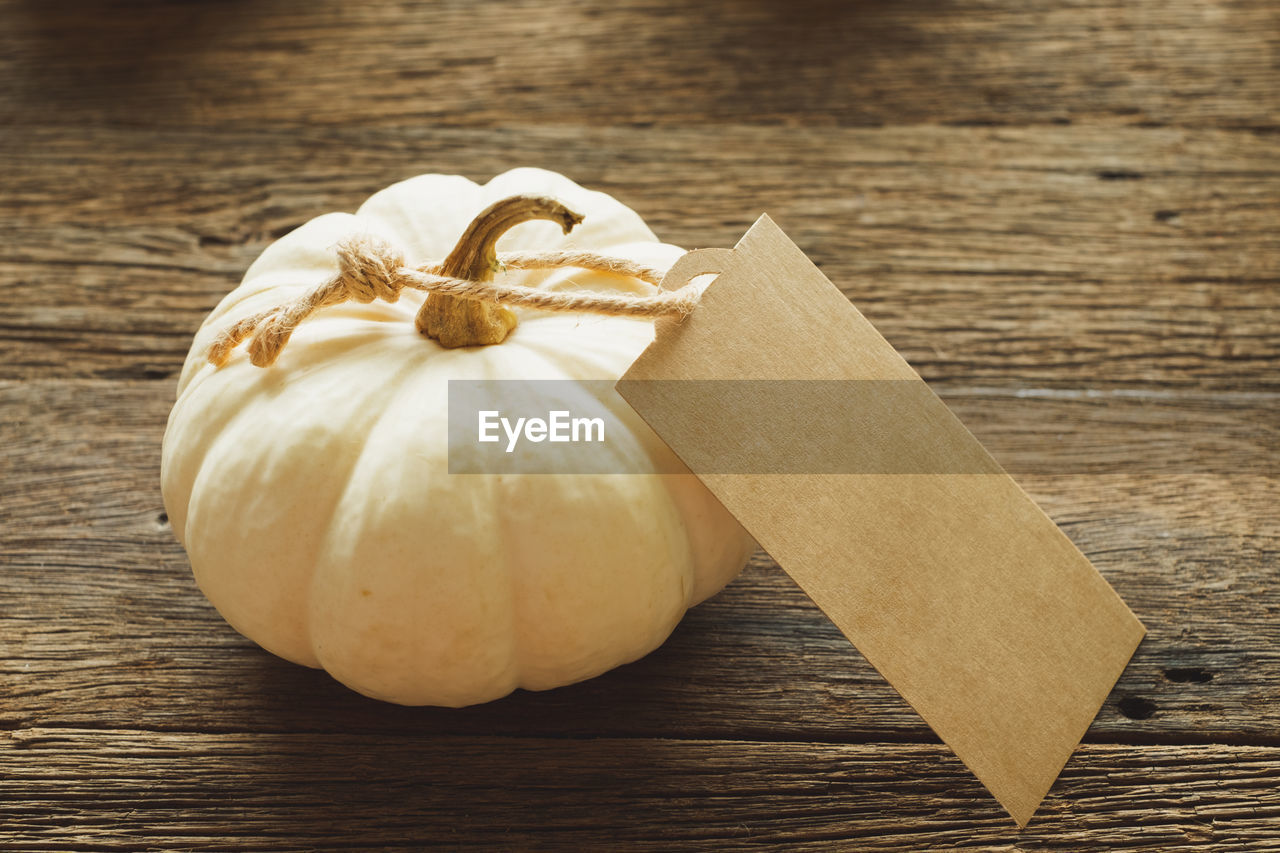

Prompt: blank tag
xmin=616 ymin=215 xmax=1145 ymax=826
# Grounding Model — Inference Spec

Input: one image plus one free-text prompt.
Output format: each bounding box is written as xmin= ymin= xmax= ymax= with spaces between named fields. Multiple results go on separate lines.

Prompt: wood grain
xmin=3 ymin=381 xmax=1276 ymax=742
xmin=2 ymin=0 xmax=1277 ymax=130
xmin=3 ymin=0 xmax=1278 ymax=847
xmin=2 ymin=125 xmax=1276 ymax=388
xmin=3 ymin=731 xmax=1278 ymax=851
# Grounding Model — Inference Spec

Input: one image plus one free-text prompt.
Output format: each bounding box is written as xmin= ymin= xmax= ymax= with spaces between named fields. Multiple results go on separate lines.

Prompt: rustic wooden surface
xmin=2 ymin=0 xmax=1277 ymax=849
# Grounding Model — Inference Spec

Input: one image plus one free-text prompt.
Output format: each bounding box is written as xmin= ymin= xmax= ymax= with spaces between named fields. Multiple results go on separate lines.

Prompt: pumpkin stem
xmin=416 ymin=195 xmax=584 ymax=347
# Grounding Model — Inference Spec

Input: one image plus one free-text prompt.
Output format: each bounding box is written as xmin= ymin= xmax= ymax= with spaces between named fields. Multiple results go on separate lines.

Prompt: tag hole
xmin=1117 ymin=696 xmax=1157 ymax=720
xmin=156 ymin=512 xmax=170 ymax=528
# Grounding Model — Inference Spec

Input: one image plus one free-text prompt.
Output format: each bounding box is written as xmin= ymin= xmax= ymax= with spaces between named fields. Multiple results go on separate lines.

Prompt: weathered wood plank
xmin=1 ymin=125 xmax=1276 ymax=387
xmin=1 ymin=0 xmax=1277 ymax=130
xmin=5 ymin=0 xmax=1278 ymax=845
xmin=3 ymin=381 xmax=1276 ymax=740
xmin=2 ymin=731 xmax=1277 ymax=850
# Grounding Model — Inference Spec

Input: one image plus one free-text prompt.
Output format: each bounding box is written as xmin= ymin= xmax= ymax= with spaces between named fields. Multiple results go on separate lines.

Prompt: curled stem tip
xmin=418 ymin=195 xmax=584 ymax=348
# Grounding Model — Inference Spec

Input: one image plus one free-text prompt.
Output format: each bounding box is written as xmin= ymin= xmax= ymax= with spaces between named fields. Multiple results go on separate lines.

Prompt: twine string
xmin=207 ymin=235 xmax=702 ymax=368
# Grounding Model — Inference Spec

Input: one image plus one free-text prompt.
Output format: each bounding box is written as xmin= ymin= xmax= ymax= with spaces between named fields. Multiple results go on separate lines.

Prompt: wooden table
xmin=3 ymin=1 xmax=1277 ymax=849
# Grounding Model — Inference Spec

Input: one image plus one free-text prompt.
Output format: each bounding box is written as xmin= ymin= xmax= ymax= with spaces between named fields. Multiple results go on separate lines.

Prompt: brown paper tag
xmin=616 ymin=215 xmax=1145 ymax=827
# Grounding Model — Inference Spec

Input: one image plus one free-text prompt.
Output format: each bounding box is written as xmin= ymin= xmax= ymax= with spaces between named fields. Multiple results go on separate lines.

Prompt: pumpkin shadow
xmin=186 ymin=562 xmax=953 ymax=846
xmin=147 ymin=553 xmax=791 ymax=842
xmin=165 ymin=548 xmax=914 ymax=842
xmin=230 ymin=554 xmax=802 ymax=739
xmin=199 ymin=570 xmax=760 ymax=840
xmin=216 ymin=550 xmax=878 ymax=737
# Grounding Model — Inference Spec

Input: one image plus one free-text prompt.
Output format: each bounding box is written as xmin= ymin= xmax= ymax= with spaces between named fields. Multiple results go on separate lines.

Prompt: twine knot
xmin=335 ymin=236 xmax=406 ymax=304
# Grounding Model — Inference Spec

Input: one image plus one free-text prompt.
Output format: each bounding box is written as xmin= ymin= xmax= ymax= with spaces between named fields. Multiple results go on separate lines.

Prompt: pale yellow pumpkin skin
xmin=161 ymin=168 xmax=755 ymax=707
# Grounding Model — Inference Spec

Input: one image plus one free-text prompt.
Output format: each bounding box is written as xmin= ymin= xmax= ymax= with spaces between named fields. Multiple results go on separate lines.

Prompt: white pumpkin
xmin=161 ymin=168 xmax=754 ymax=707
